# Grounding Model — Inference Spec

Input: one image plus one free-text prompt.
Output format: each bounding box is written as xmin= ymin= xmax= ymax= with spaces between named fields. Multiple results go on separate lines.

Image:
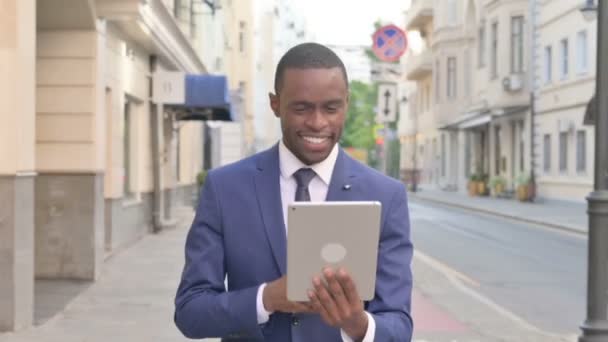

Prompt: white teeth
xmin=303 ymin=136 xmax=327 ymax=144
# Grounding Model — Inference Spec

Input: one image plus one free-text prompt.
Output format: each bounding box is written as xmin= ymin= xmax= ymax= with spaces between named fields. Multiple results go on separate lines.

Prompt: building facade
xmin=536 ymin=0 xmax=596 ymax=201
xmin=400 ymin=0 xmax=596 ymax=201
xmin=0 ymin=0 xmax=235 ymax=331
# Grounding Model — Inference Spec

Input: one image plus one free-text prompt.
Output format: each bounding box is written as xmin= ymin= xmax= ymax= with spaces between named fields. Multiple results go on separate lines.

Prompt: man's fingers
xmin=325 ymin=268 xmax=351 ymax=317
xmin=308 ymin=289 xmax=334 ymax=325
xmin=313 ymin=275 xmax=341 ymax=324
xmin=337 ymin=267 xmax=360 ymax=304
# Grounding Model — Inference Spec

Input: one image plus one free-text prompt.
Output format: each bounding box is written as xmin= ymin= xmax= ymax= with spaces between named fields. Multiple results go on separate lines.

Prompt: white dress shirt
xmin=255 ymin=140 xmax=376 ymax=342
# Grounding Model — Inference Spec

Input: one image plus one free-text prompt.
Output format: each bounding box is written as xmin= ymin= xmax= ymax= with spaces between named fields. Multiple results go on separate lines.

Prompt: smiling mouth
xmin=301 ymin=135 xmax=330 ymax=145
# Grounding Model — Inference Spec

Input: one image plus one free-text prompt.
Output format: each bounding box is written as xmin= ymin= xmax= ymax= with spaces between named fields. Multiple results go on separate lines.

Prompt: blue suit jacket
xmin=175 ymin=145 xmax=413 ymax=341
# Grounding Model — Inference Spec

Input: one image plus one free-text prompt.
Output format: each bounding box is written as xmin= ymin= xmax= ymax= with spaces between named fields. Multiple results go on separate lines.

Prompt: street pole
xmin=579 ymin=0 xmax=608 ymax=340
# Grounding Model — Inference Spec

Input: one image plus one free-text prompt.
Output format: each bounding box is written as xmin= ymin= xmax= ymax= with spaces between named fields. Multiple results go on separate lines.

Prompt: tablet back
xmin=286 ymin=201 xmax=382 ymax=301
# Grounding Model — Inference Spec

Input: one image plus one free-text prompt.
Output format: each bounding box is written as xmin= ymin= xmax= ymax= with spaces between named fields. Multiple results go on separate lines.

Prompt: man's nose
xmin=306 ymin=111 xmax=328 ymax=131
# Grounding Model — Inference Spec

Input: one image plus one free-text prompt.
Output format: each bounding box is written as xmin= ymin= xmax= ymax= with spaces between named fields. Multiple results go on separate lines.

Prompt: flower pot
xmin=517 ymin=185 xmax=528 ymax=201
xmin=494 ymin=183 xmax=504 ymax=196
xmin=468 ymin=181 xmax=478 ymax=196
xmin=476 ymin=182 xmax=487 ymax=196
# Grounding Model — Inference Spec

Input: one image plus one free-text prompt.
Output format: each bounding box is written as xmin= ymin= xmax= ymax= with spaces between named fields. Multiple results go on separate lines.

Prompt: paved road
xmin=409 ymin=198 xmax=586 ymax=336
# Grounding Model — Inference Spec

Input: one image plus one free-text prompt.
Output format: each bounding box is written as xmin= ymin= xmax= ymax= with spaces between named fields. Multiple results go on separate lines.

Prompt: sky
xmin=293 ymin=0 xmax=412 ymax=46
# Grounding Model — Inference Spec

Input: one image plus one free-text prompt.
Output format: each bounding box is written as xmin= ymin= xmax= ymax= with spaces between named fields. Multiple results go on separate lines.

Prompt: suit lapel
xmin=326 ymin=149 xmax=357 ymax=202
xmin=253 ymin=145 xmax=287 ymax=275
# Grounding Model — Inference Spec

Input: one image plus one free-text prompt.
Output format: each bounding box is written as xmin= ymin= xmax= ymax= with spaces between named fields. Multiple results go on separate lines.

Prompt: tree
xmin=341 ymin=80 xmax=377 ymax=151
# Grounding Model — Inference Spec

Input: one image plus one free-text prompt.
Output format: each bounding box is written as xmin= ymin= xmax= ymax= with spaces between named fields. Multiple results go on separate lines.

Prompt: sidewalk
xmin=409 ymin=188 xmax=587 ymax=234
xmin=0 ymin=208 xmax=218 ymax=342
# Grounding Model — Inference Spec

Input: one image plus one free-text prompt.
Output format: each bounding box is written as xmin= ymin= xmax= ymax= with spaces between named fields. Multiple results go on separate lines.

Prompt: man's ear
xmin=269 ymin=92 xmax=280 ymax=118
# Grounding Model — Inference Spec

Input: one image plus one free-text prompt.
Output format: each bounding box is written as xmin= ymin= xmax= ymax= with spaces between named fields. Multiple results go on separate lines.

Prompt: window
xmin=447 ymin=0 xmax=457 ymax=25
xmin=123 ymin=98 xmax=134 ymax=198
xmin=543 ymin=134 xmax=551 ymax=173
xmin=544 ymin=45 xmax=553 ymax=84
xmin=478 ymin=24 xmax=486 ymax=68
xmin=577 ymin=130 xmax=586 ymax=173
xmin=435 ymin=60 xmax=441 ymax=101
xmin=491 ymin=21 xmax=498 ymax=79
xmin=519 ymin=121 xmax=525 ymax=172
xmin=441 ymin=135 xmax=446 ymax=177
xmin=447 ymin=57 xmax=457 ymax=99
xmin=559 ymin=131 xmax=568 ymax=172
xmin=239 ymin=21 xmax=246 ymax=53
xmin=560 ymin=38 xmax=569 ymax=79
xmin=511 ymin=16 xmax=524 ymax=73
xmin=176 ymin=128 xmax=181 ymax=183
xmin=495 ymin=126 xmax=501 ymax=175
xmin=465 ymin=133 xmax=472 ymax=177
xmin=577 ymin=30 xmax=589 ymax=74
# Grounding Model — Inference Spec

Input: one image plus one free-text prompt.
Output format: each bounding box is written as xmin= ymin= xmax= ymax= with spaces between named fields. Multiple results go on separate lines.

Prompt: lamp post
xmin=579 ymin=1 xmax=608 ymax=341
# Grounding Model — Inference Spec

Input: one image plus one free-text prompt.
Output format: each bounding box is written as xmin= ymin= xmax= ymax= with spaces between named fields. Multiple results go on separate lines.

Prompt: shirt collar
xmin=278 ymin=139 xmax=339 ymax=186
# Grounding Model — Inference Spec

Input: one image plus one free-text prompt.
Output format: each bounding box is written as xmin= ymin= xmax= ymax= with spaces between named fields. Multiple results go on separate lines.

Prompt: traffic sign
xmin=376 ymin=83 xmax=397 ymax=123
xmin=370 ymin=62 xmax=403 ymax=83
xmin=372 ymin=24 xmax=408 ymax=62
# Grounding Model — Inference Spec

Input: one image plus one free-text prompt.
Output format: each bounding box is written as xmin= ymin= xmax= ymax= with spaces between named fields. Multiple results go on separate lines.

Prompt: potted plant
xmin=477 ymin=173 xmax=489 ymax=196
xmin=516 ymin=173 xmax=531 ymax=202
xmin=468 ymin=174 xmax=479 ymax=196
xmin=489 ymin=176 xmax=506 ymax=196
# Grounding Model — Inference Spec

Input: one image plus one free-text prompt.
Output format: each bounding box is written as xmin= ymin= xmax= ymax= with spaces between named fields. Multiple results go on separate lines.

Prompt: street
xmin=410 ymin=198 xmax=585 ymax=341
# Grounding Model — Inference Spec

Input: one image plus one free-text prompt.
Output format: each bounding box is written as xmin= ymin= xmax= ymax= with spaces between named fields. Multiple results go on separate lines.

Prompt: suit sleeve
xmin=174 ymin=172 xmax=264 ymax=340
xmin=367 ymin=183 xmax=414 ymax=341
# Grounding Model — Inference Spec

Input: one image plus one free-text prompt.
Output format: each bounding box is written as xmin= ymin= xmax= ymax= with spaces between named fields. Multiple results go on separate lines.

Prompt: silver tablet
xmin=286 ymin=201 xmax=382 ymax=302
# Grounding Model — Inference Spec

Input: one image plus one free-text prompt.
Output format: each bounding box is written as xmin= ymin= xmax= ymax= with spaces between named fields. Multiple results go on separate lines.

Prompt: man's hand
xmin=308 ymin=267 xmax=368 ymax=341
xmin=263 ymin=276 xmax=314 ymax=314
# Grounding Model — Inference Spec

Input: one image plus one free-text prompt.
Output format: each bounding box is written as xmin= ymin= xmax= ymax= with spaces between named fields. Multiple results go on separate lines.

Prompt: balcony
xmin=406 ymin=0 xmax=433 ymax=31
xmin=405 ymin=49 xmax=432 ymax=81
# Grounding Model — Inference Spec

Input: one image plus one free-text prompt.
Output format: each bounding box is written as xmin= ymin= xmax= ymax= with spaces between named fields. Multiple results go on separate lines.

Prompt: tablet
xmin=286 ymin=201 xmax=382 ymax=302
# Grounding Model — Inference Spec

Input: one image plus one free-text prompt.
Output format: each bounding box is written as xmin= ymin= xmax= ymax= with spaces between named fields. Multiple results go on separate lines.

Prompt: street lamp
xmin=578 ymin=0 xmax=608 ymax=341
xmin=580 ymin=0 xmax=598 ymax=22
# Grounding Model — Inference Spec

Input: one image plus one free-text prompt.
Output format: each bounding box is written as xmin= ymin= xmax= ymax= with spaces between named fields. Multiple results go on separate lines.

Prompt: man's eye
xmin=326 ymin=106 xmax=338 ymax=113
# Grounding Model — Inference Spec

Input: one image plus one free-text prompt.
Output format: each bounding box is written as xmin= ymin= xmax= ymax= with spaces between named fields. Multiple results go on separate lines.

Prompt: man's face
xmin=269 ymin=67 xmax=348 ymax=165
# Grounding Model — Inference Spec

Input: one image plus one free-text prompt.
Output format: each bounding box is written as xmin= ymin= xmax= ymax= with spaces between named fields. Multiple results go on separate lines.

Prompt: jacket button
xmin=292 ymin=317 xmax=300 ymax=326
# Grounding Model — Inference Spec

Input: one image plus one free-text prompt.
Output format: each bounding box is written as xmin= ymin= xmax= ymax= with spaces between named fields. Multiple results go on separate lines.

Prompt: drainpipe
xmin=150 ymin=55 xmax=177 ymax=232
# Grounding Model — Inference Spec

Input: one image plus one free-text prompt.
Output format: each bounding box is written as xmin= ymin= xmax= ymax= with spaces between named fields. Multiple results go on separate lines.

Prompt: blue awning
xmin=173 ymin=74 xmax=233 ymax=121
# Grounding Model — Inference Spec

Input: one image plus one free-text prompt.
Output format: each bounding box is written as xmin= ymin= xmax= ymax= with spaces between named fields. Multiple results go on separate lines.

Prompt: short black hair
xmin=274 ymin=42 xmax=349 ymax=93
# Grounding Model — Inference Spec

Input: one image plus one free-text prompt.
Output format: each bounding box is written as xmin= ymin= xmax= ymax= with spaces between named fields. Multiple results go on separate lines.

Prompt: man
xmin=175 ymin=43 xmax=413 ymax=341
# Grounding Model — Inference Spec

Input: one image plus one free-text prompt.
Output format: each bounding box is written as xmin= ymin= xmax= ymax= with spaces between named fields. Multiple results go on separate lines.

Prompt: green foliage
xmin=489 ymin=176 xmax=507 ymax=189
xmin=516 ymin=172 xmax=531 ymax=186
xmin=196 ymin=170 xmax=208 ymax=188
xmin=341 ymin=81 xmax=378 ymax=152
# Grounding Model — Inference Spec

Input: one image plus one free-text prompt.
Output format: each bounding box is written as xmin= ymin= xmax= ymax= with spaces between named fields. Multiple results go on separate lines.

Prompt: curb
xmin=410 ymin=194 xmax=587 ymax=236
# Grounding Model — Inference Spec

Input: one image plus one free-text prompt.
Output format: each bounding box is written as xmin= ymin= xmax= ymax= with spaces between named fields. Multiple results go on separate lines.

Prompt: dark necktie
xmin=293 ymin=168 xmax=316 ymax=202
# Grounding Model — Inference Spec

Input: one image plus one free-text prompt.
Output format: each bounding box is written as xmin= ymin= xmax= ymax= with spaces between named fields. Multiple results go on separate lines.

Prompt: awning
xmin=177 ymin=75 xmax=232 ymax=121
xmin=459 ymin=114 xmax=491 ymax=129
xmin=440 ymin=105 xmax=529 ymax=131
xmin=154 ymin=72 xmax=234 ymax=121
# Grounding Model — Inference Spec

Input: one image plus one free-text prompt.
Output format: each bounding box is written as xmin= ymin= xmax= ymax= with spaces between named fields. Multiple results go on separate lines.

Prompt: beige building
xmin=253 ymin=0 xmax=309 ymax=152
xmin=404 ymin=0 xmax=438 ymax=187
xmin=0 ymin=0 xmax=236 ymax=332
xmin=404 ymin=0 xmax=533 ymax=195
xmin=536 ymin=0 xmax=596 ymax=201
